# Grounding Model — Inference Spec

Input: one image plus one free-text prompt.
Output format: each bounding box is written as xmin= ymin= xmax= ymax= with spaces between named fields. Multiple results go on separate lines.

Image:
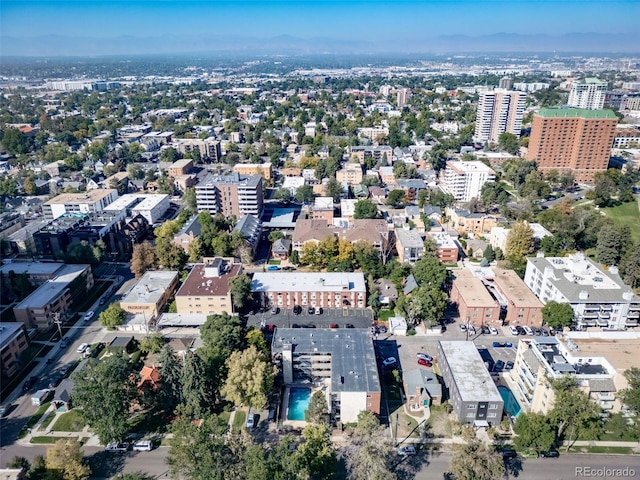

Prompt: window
xmin=467 ymin=404 xmax=476 ymax=409
xmin=466 ymin=412 xmax=475 ymax=418
xmin=489 ymin=404 xmax=498 ymax=409
xmin=487 ymin=413 xmax=497 ymax=418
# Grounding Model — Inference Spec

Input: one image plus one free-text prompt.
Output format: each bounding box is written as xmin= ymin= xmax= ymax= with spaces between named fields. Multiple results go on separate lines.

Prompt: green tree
xmin=386 ymin=189 xmax=407 ymax=208
xmin=295 ymin=184 xmax=315 ymax=204
xmin=498 ymin=132 xmax=520 ymax=155
xmin=71 ymin=353 xmax=137 ymax=444
xmin=46 ymin=439 xmax=91 ymax=480
xmin=221 ymin=345 xmax=276 ymax=410
xmin=449 ymin=438 xmax=505 ymax=480
xmin=181 ymin=351 xmax=213 ymax=419
xmin=1 ymin=127 xmax=30 ymax=155
xmin=182 ymin=187 xmax=197 ymax=213
xmin=505 ymin=221 xmax=535 ymax=276
xmin=353 ymin=199 xmax=378 ymax=219
xmin=130 ymin=241 xmax=157 ymax=278
xmin=23 ymin=175 xmax=37 ymax=195
xmin=268 ymin=231 xmax=285 ymax=243
xmin=156 ymin=237 xmax=188 ymax=270
xmin=408 ymin=285 xmax=448 ymax=327
xmin=621 ymin=243 xmax=640 ymax=288
xmin=296 ymin=424 xmax=337 ymax=480
xmin=619 ymin=367 xmax=640 ymax=418
xmin=412 ymin=256 xmax=448 ymax=289
xmin=326 ymin=177 xmax=342 ymax=203
xmin=99 ymin=302 xmax=126 ymax=328
xmin=139 ymin=332 xmax=165 ymax=354
xmin=483 ymin=244 xmax=495 ymax=262
xmin=305 ymin=390 xmax=328 ymax=424
xmin=596 ymin=224 xmax=627 ymax=266
xmin=290 ymin=249 xmax=300 ymax=265
xmin=246 ymin=329 xmax=268 ymax=356
xmin=550 ymin=376 xmax=603 ymax=448
xmin=275 ymin=187 xmax=292 ymax=203
xmin=344 ymin=411 xmax=395 ymax=480
xmin=541 ymin=301 xmax=574 ymax=329
xmin=513 ymin=412 xmax=556 ymax=453
xmin=167 ymin=414 xmax=234 ymax=480
xmin=200 ymin=313 xmax=245 ymax=360
xmin=157 ymin=344 xmax=184 ymax=410
xmin=228 ymin=273 xmax=252 ymax=311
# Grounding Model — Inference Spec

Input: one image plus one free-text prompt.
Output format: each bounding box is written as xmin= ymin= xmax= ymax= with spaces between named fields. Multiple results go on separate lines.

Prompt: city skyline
xmin=2 ymin=0 xmax=640 ymax=56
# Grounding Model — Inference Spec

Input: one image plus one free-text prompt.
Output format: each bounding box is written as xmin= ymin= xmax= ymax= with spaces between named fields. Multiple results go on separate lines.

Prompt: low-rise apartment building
xmin=524 ymin=253 xmax=640 ymax=330
xmin=450 ymin=269 xmax=501 ymax=326
xmin=509 ymin=333 xmax=636 ymax=416
xmin=426 ymin=231 xmax=459 ymax=263
xmin=120 ymin=270 xmax=180 ymax=321
xmin=233 ymin=162 xmax=273 ymax=180
xmin=446 ymin=208 xmax=505 ymax=236
xmin=173 ymin=138 xmax=221 ymax=162
xmin=271 ymin=328 xmax=381 ymax=423
xmin=349 ymin=145 xmax=393 ymax=164
xmin=395 ymin=229 xmax=425 ymax=264
xmin=103 ymin=194 xmax=170 ymax=225
xmin=292 ymin=219 xmax=391 ymax=253
xmin=167 ymin=159 xmax=194 ymax=177
xmin=335 ymin=163 xmax=364 ymax=186
xmin=437 ymin=341 xmax=504 ymax=425
xmin=175 ymin=258 xmax=242 ymax=315
xmin=43 ymin=190 xmax=119 ymax=220
xmin=13 ymin=264 xmax=94 ymax=330
xmin=251 ymin=272 xmax=366 ymax=310
xmin=1 ymin=322 xmax=29 ymax=379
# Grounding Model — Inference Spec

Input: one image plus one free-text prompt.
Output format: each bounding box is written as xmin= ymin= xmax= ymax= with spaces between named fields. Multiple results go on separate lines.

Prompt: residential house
xmin=173 ymin=215 xmax=202 ymax=252
xmin=272 ymin=238 xmax=291 ymax=260
xmin=404 ymin=368 xmax=443 ymax=412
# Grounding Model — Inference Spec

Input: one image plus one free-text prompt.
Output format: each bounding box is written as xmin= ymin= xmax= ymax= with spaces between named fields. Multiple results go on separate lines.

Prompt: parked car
xmin=489 ymin=327 xmax=499 ymax=335
xmin=293 ymin=305 xmax=302 ymax=315
xmin=523 ymin=326 xmax=534 ymax=335
xmin=246 ymin=414 xmax=257 ymax=429
xmin=382 ymin=357 xmax=397 ymax=368
xmin=314 ymin=307 xmax=322 ymax=315
xmin=308 ymin=307 xmax=315 ymax=315
xmin=459 ymin=323 xmax=467 ymax=332
xmin=539 ymin=449 xmax=560 ymax=458
xmin=105 ymin=442 xmax=130 ymax=452
xmin=516 ymin=326 xmax=526 ymax=335
xmin=508 ymin=326 xmax=519 ymax=336
xmin=417 ymin=358 xmax=432 ymax=367
xmin=266 ymin=265 xmax=279 ymax=271
xmin=468 ymin=325 xmax=476 ymax=335
xmin=481 ymin=326 xmax=490 ymax=335
xmin=83 ymin=311 xmax=94 ymax=322
xmin=505 ymin=361 xmax=514 ymax=370
xmin=22 ymin=376 xmax=37 ymax=392
xmin=345 ymin=323 xmax=355 ymax=328
xmin=76 ymin=343 xmax=89 ymax=354
xmin=416 ymin=353 xmax=433 ymax=362
xmin=0 ymin=405 xmax=7 ymax=417
xmin=60 ymin=338 xmax=70 ymax=348
xmin=494 ymin=360 xmax=505 ymax=372
xmin=540 ymin=328 xmax=550 ymax=337
xmin=270 ymin=307 xmax=279 ymax=315
xmin=133 ymin=440 xmax=153 ymax=452
xmin=99 ymin=297 xmax=107 ymax=305
xmin=533 ymin=327 xmax=542 ymax=336
xmin=397 ymin=445 xmax=416 ymax=456
xmin=377 ymin=325 xmax=387 ymax=334
xmin=330 ymin=323 xmax=339 ymax=328
xmin=500 ymin=448 xmax=518 ymax=459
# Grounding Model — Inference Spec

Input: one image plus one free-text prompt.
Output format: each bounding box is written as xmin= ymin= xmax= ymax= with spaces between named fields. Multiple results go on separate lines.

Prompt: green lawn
xmin=268 ymin=259 xmax=281 ymax=265
xmin=232 ymin=410 xmax=247 ymax=433
xmin=568 ymin=446 xmax=636 ymax=455
xmin=19 ymin=402 xmax=52 ymax=437
xmin=31 ymin=436 xmax=65 ymax=444
xmin=40 ymin=412 xmax=56 ymax=430
xmin=602 ymin=201 xmax=640 ymax=243
xmin=51 ymin=410 xmax=85 ymax=432
xmin=377 ymin=310 xmax=394 ymax=321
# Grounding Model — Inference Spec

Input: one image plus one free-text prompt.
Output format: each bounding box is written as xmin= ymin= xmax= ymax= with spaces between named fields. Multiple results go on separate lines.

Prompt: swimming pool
xmin=498 ymin=385 xmax=522 ymax=418
xmin=287 ymin=387 xmax=311 ymax=421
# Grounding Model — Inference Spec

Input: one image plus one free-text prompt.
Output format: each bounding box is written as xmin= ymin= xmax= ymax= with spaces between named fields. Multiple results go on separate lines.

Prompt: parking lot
xmin=245 ymin=307 xmax=373 ymax=329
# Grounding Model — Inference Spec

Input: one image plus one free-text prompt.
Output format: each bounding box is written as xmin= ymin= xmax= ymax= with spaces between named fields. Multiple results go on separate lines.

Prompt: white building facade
xmin=474 ymin=89 xmax=526 ymax=142
xmin=568 ymin=78 xmax=607 ymax=110
xmin=440 ymin=161 xmax=496 ymax=202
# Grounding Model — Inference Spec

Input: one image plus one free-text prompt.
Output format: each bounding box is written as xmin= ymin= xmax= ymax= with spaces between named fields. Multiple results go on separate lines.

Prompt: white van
xmin=314 ymin=307 xmax=322 ymax=315
xmin=76 ymin=343 xmax=89 ymax=354
xmin=133 ymin=440 xmax=153 ymax=451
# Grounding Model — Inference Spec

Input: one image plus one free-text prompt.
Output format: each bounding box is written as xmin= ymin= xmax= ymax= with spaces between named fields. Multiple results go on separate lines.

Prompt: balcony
xmin=597 ymin=392 xmax=615 ymax=402
xmin=598 ymin=312 xmax=610 ymax=319
xmin=597 ymin=318 xmax=609 ymax=327
xmin=625 ymin=318 xmax=639 ymax=326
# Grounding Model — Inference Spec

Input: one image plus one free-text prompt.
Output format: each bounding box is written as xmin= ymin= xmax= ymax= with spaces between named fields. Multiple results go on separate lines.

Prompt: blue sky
xmin=2 ymin=0 xmax=639 ymax=40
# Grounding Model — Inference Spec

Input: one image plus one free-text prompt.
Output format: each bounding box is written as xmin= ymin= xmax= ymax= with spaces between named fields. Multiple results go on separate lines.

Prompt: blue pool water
xmin=287 ymin=387 xmax=311 ymax=420
xmin=498 ymin=385 xmax=522 ymax=418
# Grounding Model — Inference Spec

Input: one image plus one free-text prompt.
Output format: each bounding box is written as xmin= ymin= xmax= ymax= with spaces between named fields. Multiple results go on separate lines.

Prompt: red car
xmin=417 ymin=358 xmax=432 ymax=367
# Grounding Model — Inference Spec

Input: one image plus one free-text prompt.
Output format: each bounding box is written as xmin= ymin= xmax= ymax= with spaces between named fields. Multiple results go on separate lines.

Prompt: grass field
xmin=602 ymin=201 xmax=640 ymax=243
xmin=51 ymin=410 xmax=85 ymax=432
xmin=568 ymin=445 xmax=636 ymax=455
xmin=232 ymin=410 xmax=247 ymax=433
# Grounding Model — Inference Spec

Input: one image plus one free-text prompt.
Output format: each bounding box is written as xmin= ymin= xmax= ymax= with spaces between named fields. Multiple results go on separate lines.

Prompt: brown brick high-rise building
xmin=526 ymin=108 xmax=617 ymax=183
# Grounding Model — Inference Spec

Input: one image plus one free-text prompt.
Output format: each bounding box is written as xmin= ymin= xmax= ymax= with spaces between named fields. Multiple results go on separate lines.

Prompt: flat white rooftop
xmin=120 ymin=270 xmax=178 ymax=305
xmin=104 ymin=194 xmax=168 ymax=212
xmin=251 ymin=272 xmax=366 ymax=293
xmin=0 ymin=261 xmax=64 ymax=277
xmin=14 ymin=265 xmax=90 ymax=309
xmin=439 ymin=341 xmax=502 ymax=402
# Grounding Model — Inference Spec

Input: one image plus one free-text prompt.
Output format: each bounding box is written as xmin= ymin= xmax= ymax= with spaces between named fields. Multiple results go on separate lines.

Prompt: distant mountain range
xmin=2 ymin=32 xmax=639 ymax=57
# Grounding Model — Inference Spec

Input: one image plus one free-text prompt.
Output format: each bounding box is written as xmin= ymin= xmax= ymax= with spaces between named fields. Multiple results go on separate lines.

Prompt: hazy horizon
xmin=2 ymin=0 xmax=640 ymax=56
